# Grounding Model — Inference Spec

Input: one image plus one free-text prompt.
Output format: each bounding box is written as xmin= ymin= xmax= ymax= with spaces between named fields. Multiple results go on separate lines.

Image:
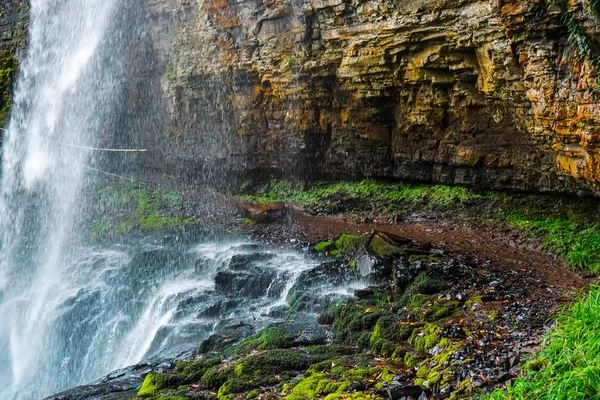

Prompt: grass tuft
xmin=486 ymin=286 xmax=600 ymax=400
xmin=242 ymin=179 xmax=494 ymax=210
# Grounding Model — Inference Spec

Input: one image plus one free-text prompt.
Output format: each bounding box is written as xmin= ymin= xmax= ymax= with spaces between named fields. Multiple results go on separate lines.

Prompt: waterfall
xmin=0 ymin=0 xmax=120 ymax=398
xmin=0 ymin=2 xmax=364 ymax=399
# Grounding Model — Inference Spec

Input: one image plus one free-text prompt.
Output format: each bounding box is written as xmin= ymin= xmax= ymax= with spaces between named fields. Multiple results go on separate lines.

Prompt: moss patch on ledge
xmin=240 ymin=179 xmax=494 ymax=211
xmin=89 ymin=182 xmax=191 ymax=239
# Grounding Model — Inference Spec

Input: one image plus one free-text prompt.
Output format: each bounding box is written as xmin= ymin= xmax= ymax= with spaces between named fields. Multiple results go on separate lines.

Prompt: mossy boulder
xmin=201 ymin=365 xmax=233 ymax=390
xmin=369 ymin=236 xmax=405 ymax=256
xmin=198 ymin=323 xmax=255 ymax=354
xmin=241 ymin=325 xmax=295 ymax=350
xmin=175 ymin=357 xmax=222 ymax=382
xmin=330 ymin=234 xmax=369 ymax=256
xmin=137 ymin=372 xmax=183 ymax=397
xmin=315 ymin=241 xmax=335 ymax=253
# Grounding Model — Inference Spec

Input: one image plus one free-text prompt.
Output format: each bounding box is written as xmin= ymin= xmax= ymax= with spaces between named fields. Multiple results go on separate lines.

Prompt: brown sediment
xmin=246 ymin=206 xmax=590 ymax=300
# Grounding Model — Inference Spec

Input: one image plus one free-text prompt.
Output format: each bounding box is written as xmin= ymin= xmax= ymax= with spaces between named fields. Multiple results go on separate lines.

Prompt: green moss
xmin=218 ymin=379 xmax=253 ymax=398
xmin=175 ymin=357 xmax=222 ymax=382
xmin=424 ymin=299 xmax=460 ymax=322
xmin=332 ymin=234 xmax=369 ymax=256
xmin=409 ymin=324 xmax=441 ymax=352
xmin=90 ymin=183 xmax=190 ymax=235
xmin=408 ymin=254 xmax=443 ymax=263
xmin=240 ymin=179 xmax=493 ymax=211
xmin=525 ymin=357 xmax=549 ymax=372
xmin=404 ymin=294 xmax=432 ymax=317
xmin=241 ymin=325 xmax=294 ymax=350
xmin=0 ymin=48 xmax=18 ymax=127
xmin=404 ymin=352 xmax=417 ymax=367
xmin=246 ymin=389 xmax=260 ymax=399
xmin=138 ymin=213 xmax=184 ymax=231
xmin=315 ymin=241 xmax=335 ymax=253
xmin=201 ymin=366 xmax=233 ymax=390
xmin=412 ymin=272 xmax=447 ymax=295
xmin=285 ymin=372 xmax=351 ymax=400
xmin=369 ymin=237 xmax=404 ymax=256
xmin=89 ymin=222 xmax=111 ymax=240
xmin=305 ymin=344 xmax=358 ymax=364
xmin=137 ymin=373 xmax=182 ymax=397
xmin=465 ymin=295 xmax=482 ymax=309
xmin=234 ymin=349 xmax=308 ymax=382
xmin=331 ymin=300 xmax=385 ymax=348
xmin=370 ymin=316 xmax=419 ymax=353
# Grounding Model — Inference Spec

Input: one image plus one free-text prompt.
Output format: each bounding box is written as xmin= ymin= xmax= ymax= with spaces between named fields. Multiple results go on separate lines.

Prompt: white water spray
xmin=0 ymin=0 xmax=119 ymax=398
xmin=0 ymin=3 xmax=366 ymax=400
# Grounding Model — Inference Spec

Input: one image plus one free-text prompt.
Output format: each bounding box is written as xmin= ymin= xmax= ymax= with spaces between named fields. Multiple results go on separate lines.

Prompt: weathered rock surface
xmin=140 ymin=0 xmax=600 ymax=194
xmin=4 ymin=0 xmax=600 ymax=194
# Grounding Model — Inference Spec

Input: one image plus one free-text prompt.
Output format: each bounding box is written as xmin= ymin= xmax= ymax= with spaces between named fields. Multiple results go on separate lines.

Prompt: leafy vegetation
xmin=486 ymin=287 xmax=600 ymax=400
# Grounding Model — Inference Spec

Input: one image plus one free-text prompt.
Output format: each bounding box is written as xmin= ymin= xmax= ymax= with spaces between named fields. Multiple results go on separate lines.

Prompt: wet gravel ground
xmin=235 ymin=203 xmax=591 ymax=397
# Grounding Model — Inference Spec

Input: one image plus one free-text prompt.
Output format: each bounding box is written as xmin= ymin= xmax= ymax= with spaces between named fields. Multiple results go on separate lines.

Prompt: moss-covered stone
xmin=315 ymin=241 xmax=335 ymax=253
xmin=330 ymin=234 xmax=369 ymax=256
xmin=137 ymin=373 xmax=182 ymax=397
xmin=412 ymin=272 xmax=447 ymax=295
xmin=241 ymin=325 xmax=294 ymax=350
xmin=331 ymin=300 xmax=386 ymax=348
xmin=175 ymin=357 xmax=222 ymax=382
xmin=369 ymin=236 xmax=405 ymax=256
xmin=423 ymin=299 xmax=460 ymax=322
xmin=201 ymin=366 xmax=233 ymax=390
xmin=0 ymin=48 xmax=18 ymax=127
xmin=305 ymin=344 xmax=358 ymax=364
xmin=465 ymin=294 xmax=482 ymax=308
xmin=409 ymin=323 xmax=442 ymax=352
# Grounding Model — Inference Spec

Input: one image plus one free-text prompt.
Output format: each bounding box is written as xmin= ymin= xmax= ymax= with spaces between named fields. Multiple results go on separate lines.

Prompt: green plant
xmin=486 ymin=287 xmax=600 ymax=400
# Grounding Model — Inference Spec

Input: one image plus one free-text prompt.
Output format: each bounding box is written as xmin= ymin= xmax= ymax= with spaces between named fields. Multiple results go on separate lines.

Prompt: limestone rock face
xmin=5 ymin=0 xmax=600 ymax=194
xmin=144 ymin=0 xmax=600 ymax=194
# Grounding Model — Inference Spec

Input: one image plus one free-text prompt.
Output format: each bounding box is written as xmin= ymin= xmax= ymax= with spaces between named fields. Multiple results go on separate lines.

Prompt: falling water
xmin=0 ymin=2 xmax=365 ymax=399
xmin=0 ymin=0 xmax=123 ymax=397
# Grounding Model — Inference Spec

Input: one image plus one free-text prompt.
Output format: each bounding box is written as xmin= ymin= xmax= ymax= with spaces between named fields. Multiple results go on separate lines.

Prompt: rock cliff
xmin=4 ymin=0 xmax=600 ymax=195
xmin=147 ymin=0 xmax=600 ymax=194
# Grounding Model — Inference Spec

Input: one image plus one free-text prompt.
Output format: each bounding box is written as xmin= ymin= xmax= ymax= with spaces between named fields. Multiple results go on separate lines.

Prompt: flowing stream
xmin=0 ymin=1 xmax=363 ymax=399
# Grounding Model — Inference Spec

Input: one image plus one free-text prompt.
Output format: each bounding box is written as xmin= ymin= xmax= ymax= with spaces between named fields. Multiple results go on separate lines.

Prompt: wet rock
xmin=43 ymin=363 xmax=157 ymax=400
xmin=199 ymin=322 xmax=256 ymax=353
xmin=387 ymin=384 xmax=423 ymax=400
xmin=496 ymin=372 xmax=515 ymax=383
xmin=214 ymin=267 xmax=277 ymax=298
xmin=228 ymin=253 xmax=276 ymax=270
xmin=241 ymin=202 xmax=288 ymax=224
xmin=505 ymin=352 xmax=520 ymax=370
xmin=354 ymin=248 xmax=393 ymax=281
xmin=372 ymin=231 xmax=413 ymax=247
